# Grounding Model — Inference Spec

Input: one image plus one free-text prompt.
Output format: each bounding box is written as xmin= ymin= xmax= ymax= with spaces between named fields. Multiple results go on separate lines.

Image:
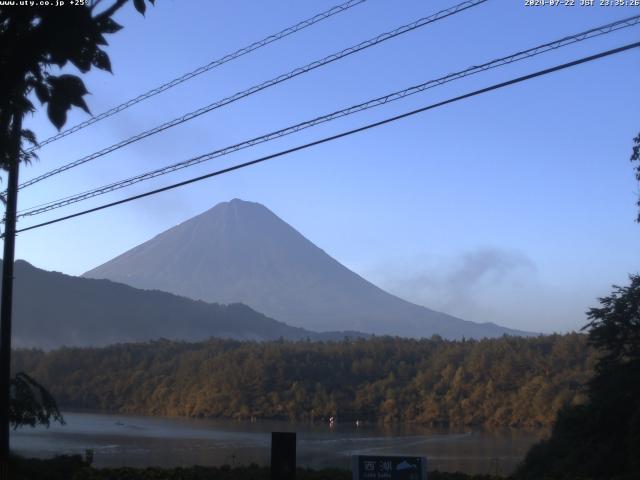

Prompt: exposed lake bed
xmin=12 ymin=412 xmax=546 ymax=475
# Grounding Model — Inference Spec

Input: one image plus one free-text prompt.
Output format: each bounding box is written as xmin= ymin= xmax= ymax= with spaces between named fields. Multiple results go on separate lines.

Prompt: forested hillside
xmin=5 ymin=260 xmax=360 ymax=348
xmin=13 ymin=334 xmax=594 ymax=427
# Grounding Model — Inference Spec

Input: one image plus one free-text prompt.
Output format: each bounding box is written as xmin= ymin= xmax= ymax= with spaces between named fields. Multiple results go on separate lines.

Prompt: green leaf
xmin=49 ymin=74 xmax=88 ymax=98
xmin=20 ymin=97 xmax=35 ymax=114
xmin=46 ymin=75 xmax=91 ymax=126
xmin=21 ymin=129 xmax=38 ymax=147
xmin=95 ymin=33 xmax=109 ymax=46
xmin=133 ymin=0 xmax=146 ymax=15
xmin=70 ymin=95 xmax=91 ymax=115
xmin=97 ymin=17 xmax=123 ymax=34
xmin=92 ymin=49 xmax=112 ymax=73
xmin=46 ymin=102 xmax=67 ymax=130
xmin=69 ymin=46 xmax=94 ymax=73
xmin=34 ymin=83 xmax=50 ymax=104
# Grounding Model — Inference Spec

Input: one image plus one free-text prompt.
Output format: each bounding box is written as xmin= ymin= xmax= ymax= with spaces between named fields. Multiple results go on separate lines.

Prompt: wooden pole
xmin=0 ymin=112 xmax=22 ymax=479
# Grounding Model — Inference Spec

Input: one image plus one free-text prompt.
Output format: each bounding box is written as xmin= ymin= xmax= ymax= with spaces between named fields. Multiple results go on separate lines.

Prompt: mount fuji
xmin=84 ymin=199 xmax=531 ymax=339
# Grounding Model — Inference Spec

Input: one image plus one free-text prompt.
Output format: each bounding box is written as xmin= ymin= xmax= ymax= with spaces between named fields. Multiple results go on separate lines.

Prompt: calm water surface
xmin=12 ymin=412 xmax=546 ymax=475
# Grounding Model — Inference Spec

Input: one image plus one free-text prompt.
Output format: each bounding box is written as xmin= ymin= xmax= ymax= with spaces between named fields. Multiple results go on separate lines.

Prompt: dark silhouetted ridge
xmin=3 ymin=259 xmax=361 ymax=349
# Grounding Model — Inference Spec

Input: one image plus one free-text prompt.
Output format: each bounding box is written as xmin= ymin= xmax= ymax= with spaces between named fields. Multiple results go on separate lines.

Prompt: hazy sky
xmin=8 ymin=0 xmax=640 ymax=334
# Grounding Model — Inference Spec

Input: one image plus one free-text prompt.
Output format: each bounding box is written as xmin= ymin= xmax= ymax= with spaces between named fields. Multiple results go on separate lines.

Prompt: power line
xmin=13 ymin=41 xmax=640 ymax=236
xmin=17 ymin=14 xmax=640 ymax=219
xmin=17 ymin=13 xmax=639 ymax=216
xmin=18 ymin=0 xmax=488 ymax=190
xmin=28 ymin=0 xmax=369 ymax=152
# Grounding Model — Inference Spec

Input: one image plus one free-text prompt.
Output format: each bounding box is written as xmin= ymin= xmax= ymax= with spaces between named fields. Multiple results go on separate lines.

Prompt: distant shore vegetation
xmin=13 ymin=334 xmax=593 ymax=428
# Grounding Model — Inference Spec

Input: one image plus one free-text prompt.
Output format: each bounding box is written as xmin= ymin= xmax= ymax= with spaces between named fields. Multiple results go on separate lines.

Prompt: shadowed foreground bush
xmin=11 ymin=455 xmax=504 ymax=480
xmin=514 ymin=276 xmax=640 ymax=480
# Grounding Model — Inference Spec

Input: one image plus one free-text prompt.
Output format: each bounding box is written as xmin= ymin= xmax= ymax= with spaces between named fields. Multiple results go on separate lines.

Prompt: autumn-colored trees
xmin=13 ymin=334 xmax=594 ymax=428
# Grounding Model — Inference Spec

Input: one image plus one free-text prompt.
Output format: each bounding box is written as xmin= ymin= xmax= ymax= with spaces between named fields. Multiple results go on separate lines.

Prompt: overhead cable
xmin=28 ymin=0 xmax=369 ymax=151
xmin=17 ymin=14 xmax=640 ymax=218
xmin=13 ymin=41 xmax=640 ymax=235
xmin=18 ymin=0 xmax=488 ymax=190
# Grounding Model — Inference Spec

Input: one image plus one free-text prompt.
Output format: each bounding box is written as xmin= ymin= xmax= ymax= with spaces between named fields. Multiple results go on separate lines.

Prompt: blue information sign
xmin=352 ymin=455 xmax=427 ymax=480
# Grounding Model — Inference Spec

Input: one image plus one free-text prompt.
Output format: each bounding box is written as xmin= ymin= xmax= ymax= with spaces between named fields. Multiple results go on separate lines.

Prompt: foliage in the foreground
xmin=631 ymin=130 xmax=640 ymax=223
xmin=10 ymin=372 xmax=64 ymax=429
xmin=516 ymin=275 xmax=640 ymax=480
xmin=0 ymin=0 xmax=155 ymax=170
xmin=14 ymin=333 xmax=593 ymax=427
xmin=10 ymin=455 xmax=89 ymax=480
xmin=10 ymin=455 xmax=503 ymax=480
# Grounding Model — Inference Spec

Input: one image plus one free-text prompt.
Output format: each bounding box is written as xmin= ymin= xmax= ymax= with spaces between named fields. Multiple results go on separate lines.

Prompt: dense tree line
xmin=12 ymin=334 xmax=593 ymax=428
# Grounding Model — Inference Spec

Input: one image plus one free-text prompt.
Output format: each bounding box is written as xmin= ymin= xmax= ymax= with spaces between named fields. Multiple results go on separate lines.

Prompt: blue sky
xmin=10 ymin=0 xmax=640 ymax=333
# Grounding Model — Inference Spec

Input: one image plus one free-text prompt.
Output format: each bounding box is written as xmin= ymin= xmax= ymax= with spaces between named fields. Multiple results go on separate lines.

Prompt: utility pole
xmin=0 ymin=111 xmax=22 ymax=479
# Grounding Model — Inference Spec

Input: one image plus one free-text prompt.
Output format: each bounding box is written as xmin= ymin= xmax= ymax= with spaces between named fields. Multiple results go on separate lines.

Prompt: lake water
xmin=11 ymin=412 xmax=546 ymax=475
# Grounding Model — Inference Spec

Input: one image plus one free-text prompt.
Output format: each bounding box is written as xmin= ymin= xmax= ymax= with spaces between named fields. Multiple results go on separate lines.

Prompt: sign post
xmin=271 ymin=431 xmax=296 ymax=480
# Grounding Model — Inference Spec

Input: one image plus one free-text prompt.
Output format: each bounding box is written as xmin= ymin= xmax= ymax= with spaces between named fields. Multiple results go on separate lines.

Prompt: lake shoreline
xmin=53 ymin=408 xmax=551 ymax=435
xmin=11 ymin=411 xmax=544 ymax=475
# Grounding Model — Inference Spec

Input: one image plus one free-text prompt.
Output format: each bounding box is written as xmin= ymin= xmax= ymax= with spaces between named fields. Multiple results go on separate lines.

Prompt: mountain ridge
xmin=3 ymin=259 xmax=366 ymax=349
